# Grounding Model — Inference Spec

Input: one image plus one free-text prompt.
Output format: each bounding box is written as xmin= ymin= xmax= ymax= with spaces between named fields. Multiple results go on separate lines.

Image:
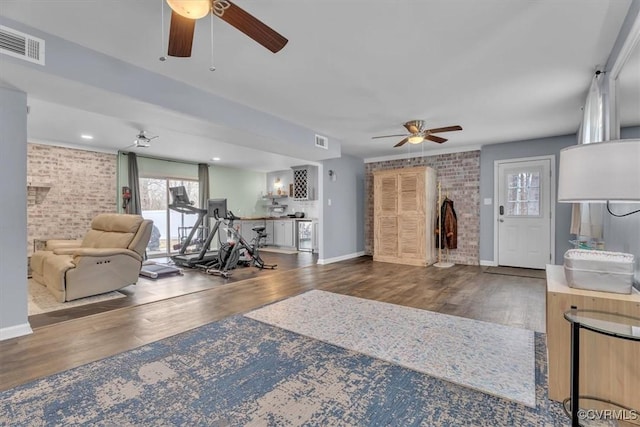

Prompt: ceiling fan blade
xmin=426 ymin=125 xmax=463 ymax=134
xmin=372 ymin=133 xmax=409 ymax=139
xmin=168 ymin=11 xmax=196 ymax=57
xmin=218 ymin=2 xmax=288 ymax=53
xmin=426 ymin=135 xmax=447 ymax=144
xmin=394 ymin=137 xmax=410 ymax=147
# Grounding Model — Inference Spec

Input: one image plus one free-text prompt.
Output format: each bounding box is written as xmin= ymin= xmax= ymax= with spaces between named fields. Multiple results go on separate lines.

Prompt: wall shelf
xmin=27 ymin=176 xmax=53 ymax=188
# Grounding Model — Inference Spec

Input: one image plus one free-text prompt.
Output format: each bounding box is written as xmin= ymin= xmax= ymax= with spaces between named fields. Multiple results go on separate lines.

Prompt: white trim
xmin=0 ymin=323 xmax=33 ymax=341
xmin=317 ymin=251 xmax=365 ymax=265
xmin=608 ymin=8 xmax=640 ymax=78
xmin=493 ymin=155 xmax=556 ymax=267
xmin=29 ymin=138 xmax=119 ymax=155
xmin=480 ymin=260 xmax=498 ymax=267
xmin=364 ymin=144 xmax=481 ymax=164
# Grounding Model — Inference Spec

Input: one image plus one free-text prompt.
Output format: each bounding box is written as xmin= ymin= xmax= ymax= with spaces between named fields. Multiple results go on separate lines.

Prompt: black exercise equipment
xmin=169 ymin=186 xmax=222 ymax=268
xmin=139 ymin=261 xmax=183 ymax=279
xmin=206 ymin=211 xmax=277 ymax=278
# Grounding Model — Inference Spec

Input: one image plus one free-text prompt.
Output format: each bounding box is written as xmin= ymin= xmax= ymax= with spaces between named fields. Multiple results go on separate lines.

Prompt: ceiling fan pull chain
xmin=209 ymin=12 xmax=216 ymax=71
xmin=212 ymin=0 xmax=230 ymax=18
xmin=159 ymin=0 xmax=167 ymax=61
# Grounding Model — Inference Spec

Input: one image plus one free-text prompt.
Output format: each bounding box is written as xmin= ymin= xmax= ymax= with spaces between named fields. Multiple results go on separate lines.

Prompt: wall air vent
xmin=315 ymin=134 xmax=328 ymax=150
xmin=0 ymin=25 xmax=45 ymax=65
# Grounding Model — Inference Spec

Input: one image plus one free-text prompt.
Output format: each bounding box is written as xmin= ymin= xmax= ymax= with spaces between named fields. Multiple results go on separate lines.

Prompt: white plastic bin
xmin=564 ymin=249 xmax=635 ymax=294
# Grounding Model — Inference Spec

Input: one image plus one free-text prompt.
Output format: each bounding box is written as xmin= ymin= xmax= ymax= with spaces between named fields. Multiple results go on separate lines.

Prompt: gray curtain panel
xmin=198 ymin=163 xmax=210 ymax=224
xmin=127 ymin=152 xmax=142 ymax=215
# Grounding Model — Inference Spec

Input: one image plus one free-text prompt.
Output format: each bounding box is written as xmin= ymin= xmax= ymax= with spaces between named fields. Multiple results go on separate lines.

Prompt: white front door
xmin=497 ymin=158 xmax=552 ymax=269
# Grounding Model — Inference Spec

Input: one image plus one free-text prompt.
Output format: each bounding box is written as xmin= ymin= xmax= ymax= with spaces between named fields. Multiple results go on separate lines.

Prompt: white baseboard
xmin=0 ymin=322 xmax=33 ymax=341
xmin=479 ymin=260 xmax=498 ymax=267
xmin=317 ymin=251 xmax=365 ymax=265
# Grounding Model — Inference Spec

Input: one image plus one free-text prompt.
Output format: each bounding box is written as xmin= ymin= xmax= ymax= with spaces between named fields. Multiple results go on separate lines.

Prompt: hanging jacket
xmin=435 ymin=198 xmax=458 ymax=249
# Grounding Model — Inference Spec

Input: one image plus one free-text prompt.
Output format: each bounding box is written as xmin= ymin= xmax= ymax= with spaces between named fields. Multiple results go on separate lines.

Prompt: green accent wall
xmin=117 ymin=156 xmax=266 ymax=217
xmin=210 ymin=165 xmax=266 ymax=218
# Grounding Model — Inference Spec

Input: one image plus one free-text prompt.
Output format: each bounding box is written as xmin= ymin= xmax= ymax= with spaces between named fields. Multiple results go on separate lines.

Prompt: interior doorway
xmin=494 ymin=156 xmax=555 ymax=269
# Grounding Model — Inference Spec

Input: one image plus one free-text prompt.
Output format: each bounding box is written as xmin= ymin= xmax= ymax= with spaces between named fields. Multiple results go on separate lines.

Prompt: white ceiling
xmin=1 ymin=0 xmax=638 ymax=171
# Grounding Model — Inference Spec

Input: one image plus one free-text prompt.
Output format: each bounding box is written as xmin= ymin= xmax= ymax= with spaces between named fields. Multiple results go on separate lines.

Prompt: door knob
xmin=499 ymin=219 xmax=504 ymax=223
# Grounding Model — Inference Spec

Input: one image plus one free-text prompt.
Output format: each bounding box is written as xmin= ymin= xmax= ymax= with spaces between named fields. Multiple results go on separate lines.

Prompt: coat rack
xmin=434 ymin=181 xmax=454 ymax=268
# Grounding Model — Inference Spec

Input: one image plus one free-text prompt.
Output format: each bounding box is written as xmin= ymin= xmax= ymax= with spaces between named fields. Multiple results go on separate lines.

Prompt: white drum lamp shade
xmin=557 ymin=139 xmax=640 ymax=203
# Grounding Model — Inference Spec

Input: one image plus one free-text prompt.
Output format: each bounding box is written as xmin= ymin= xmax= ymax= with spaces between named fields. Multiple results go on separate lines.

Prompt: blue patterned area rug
xmin=247 ymin=290 xmax=536 ymax=407
xmin=0 ymin=317 xmax=567 ymax=426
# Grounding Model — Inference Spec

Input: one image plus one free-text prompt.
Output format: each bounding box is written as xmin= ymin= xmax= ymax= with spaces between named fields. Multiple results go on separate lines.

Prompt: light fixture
xmin=408 ymin=135 xmax=424 ymax=144
xmin=80 ymin=134 xmax=94 ymax=140
xmin=558 ymin=139 xmax=640 ymax=216
xmin=166 ymin=0 xmax=210 ymax=19
xmin=274 ymin=177 xmax=282 ymax=188
xmin=211 ymin=157 xmax=220 ymax=161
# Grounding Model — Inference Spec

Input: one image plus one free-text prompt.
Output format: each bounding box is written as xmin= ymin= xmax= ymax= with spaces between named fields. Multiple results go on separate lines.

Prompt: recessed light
xmin=81 ymin=134 xmax=94 ymax=140
xmin=211 ymin=157 xmax=221 ymax=161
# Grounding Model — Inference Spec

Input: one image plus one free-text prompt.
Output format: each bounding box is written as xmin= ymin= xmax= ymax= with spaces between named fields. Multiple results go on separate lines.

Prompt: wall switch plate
xmin=484 ymin=198 xmax=492 ymax=205
xmin=328 ymin=198 xmax=332 ymax=206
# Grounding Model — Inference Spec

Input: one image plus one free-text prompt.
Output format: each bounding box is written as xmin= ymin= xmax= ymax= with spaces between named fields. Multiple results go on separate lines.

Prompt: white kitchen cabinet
xmin=239 ymin=220 xmax=265 ymax=243
xmin=264 ymin=220 xmax=274 ymax=246
xmin=273 ymin=220 xmax=295 ymax=248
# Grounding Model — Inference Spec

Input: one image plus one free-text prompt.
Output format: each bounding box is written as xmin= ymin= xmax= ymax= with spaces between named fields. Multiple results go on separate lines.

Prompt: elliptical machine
xmin=206 ymin=211 xmax=277 ymax=278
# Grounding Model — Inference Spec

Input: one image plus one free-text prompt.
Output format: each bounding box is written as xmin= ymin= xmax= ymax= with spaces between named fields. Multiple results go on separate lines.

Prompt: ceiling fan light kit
xmin=166 ymin=0 xmax=211 ymax=19
xmin=165 ymin=0 xmax=288 ymax=58
xmin=128 ymin=131 xmax=158 ymax=149
xmin=373 ymin=120 xmax=463 ymax=148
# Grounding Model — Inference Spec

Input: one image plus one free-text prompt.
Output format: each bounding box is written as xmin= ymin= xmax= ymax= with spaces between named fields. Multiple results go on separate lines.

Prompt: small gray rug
xmin=484 ymin=266 xmax=546 ymax=279
xmin=246 ymin=290 xmax=536 ymax=407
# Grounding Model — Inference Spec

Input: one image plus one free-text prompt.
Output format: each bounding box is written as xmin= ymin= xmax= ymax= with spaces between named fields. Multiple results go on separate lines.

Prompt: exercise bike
xmin=205 ymin=211 xmax=277 ymax=278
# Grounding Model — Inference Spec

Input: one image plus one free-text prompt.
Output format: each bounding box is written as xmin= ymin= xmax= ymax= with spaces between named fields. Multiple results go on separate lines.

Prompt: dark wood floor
xmin=27 ymin=251 xmax=318 ymax=329
xmin=1 ymin=255 xmax=546 ymax=391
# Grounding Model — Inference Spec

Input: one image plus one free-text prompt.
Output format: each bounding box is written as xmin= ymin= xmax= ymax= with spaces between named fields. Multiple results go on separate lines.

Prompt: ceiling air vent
xmin=0 ymin=25 xmax=45 ymax=65
xmin=315 ymin=134 xmax=328 ymax=150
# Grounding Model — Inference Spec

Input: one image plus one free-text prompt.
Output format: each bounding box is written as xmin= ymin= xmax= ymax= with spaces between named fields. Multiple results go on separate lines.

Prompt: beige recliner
xmin=31 ymin=214 xmax=153 ymax=302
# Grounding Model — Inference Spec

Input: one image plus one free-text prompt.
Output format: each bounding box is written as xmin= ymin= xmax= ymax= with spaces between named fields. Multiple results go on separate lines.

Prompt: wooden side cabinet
xmin=373 ymin=166 xmax=436 ymax=266
xmin=546 ymin=264 xmax=640 ymax=422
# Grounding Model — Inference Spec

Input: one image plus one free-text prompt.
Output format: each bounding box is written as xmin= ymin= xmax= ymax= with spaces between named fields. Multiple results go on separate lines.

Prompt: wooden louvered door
xmin=398 ymin=170 xmax=425 ymax=261
xmin=373 ymin=166 xmax=436 ymax=266
xmin=374 ymin=174 xmax=398 ymax=262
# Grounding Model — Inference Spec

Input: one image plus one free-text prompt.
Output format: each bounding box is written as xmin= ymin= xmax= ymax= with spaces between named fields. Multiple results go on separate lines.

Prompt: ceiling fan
xmin=126 ymin=131 xmax=159 ymax=149
xmin=165 ymin=0 xmax=288 ymax=58
xmin=372 ymin=120 xmax=463 ymax=147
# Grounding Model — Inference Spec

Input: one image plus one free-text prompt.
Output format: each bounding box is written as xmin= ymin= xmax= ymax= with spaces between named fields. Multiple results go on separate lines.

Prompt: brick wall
xmin=365 ymin=151 xmax=480 ymax=265
xmin=27 ymin=144 xmax=117 ymax=255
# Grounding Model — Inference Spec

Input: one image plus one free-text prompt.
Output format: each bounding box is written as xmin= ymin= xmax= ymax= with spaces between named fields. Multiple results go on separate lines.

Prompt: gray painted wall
xmin=321 ymin=154 xmax=365 ymax=260
xmin=605 ymin=126 xmax=640 ymax=282
xmin=0 ymin=85 xmax=29 ymax=338
xmin=479 ymin=134 xmax=577 ymax=264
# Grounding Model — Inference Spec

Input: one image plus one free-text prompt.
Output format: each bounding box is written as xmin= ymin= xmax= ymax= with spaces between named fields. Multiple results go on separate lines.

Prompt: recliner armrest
xmin=45 ymin=239 xmax=83 ymax=251
xmin=53 ymin=247 xmax=143 ymax=262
